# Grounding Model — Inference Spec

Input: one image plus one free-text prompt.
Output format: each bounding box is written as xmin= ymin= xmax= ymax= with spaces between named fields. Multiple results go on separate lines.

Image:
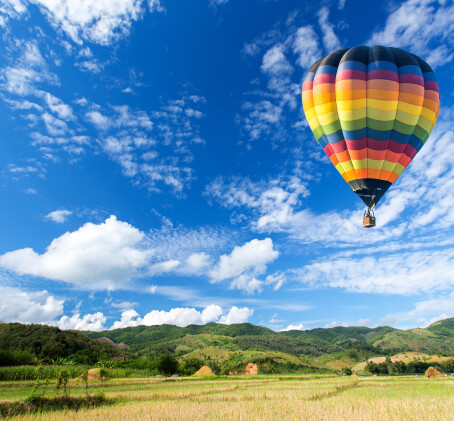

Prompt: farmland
xmin=1 ymin=375 xmax=453 ymax=420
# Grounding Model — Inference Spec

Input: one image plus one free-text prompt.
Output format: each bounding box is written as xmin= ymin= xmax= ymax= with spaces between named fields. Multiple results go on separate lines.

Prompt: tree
xmin=342 ymin=367 xmax=352 ymax=376
xmin=157 ymin=353 xmax=179 ymax=376
xmin=181 ymin=358 xmax=203 ymax=376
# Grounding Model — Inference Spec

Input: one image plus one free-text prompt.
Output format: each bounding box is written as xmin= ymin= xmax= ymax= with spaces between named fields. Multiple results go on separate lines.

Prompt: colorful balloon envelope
xmin=302 ymin=46 xmax=440 ymax=212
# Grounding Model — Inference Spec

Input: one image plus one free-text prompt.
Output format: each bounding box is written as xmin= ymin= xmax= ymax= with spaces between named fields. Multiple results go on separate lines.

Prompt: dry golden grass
xmin=6 ymin=376 xmax=454 ymax=420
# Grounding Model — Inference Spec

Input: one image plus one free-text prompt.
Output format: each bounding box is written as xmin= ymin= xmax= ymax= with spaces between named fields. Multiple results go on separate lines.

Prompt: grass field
xmin=1 ymin=375 xmax=453 ymax=420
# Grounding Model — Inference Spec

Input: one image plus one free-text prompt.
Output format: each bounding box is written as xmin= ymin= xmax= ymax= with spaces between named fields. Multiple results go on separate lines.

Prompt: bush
xmin=157 ymin=353 xmax=179 ymax=376
xmin=180 ymin=358 xmax=204 ymax=376
xmin=342 ymin=367 xmax=353 ymax=376
xmin=0 ymin=365 xmax=88 ymax=381
xmin=0 ymin=349 xmax=36 ymax=366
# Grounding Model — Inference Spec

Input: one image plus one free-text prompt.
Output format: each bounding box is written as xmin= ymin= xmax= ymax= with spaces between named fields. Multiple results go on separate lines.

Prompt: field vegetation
xmin=0 ymin=375 xmax=452 ymax=420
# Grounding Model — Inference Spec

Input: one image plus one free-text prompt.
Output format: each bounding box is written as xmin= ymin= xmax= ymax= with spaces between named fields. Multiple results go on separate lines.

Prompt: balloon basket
xmin=363 ymin=216 xmax=376 ymax=228
xmin=363 ymin=208 xmax=376 ymax=228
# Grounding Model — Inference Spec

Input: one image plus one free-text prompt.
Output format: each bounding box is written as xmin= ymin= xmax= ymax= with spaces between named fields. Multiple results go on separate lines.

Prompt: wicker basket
xmin=363 ymin=216 xmax=376 ymax=228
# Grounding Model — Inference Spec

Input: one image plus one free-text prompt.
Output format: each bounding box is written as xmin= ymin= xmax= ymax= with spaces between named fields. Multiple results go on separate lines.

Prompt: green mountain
xmin=0 ymin=323 xmax=122 ymax=365
xmin=1 ymin=318 xmax=453 ymax=374
xmin=84 ymin=318 xmax=454 ymax=370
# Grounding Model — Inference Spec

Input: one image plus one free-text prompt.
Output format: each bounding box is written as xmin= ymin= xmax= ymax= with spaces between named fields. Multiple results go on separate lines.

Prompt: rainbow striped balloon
xmin=302 ymin=46 xmax=440 ymax=208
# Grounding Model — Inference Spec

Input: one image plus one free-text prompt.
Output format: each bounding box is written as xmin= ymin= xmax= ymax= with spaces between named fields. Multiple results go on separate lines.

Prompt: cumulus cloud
xmin=45 ymin=209 xmax=72 ymax=223
xmin=110 ymin=304 xmax=253 ymax=329
xmin=281 ymin=323 xmax=304 ymax=332
xmin=0 ymin=215 xmax=152 ymax=289
xmin=210 ymin=238 xmax=279 ymax=282
xmin=0 ymin=285 xmax=63 ymax=323
xmin=218 ymin=306 xmax=254 ymax=324
xmin=56 ymin=312 xmax=106 ymax=331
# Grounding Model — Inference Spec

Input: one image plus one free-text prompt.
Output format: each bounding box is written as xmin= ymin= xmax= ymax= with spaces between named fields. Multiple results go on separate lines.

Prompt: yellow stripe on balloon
xmin=397 ymin=101 xmax=423 ymax=116
xmin=337 ymin=99 xmax=367 ymax=111
xmin=338 ymin=108 xmax=366 ymax=121
xmin=366 ymin=98 xmax=398 ymax=111
xmin=367 ymin=108 xmax=397 ymax=121
xmin=315 ymin=101 xmax=337 ymax=115
xmin=317 ymin=110 xmax=339 ymax=126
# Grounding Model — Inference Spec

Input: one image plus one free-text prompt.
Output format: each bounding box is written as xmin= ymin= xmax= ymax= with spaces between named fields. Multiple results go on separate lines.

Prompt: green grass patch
xmin=0 ymin=394 xmax=112 ymax=418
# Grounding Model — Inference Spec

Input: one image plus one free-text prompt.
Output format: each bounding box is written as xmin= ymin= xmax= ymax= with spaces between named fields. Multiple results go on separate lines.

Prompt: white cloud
xmin=86 ymin=110 xmax=111 ymax=130
xmin=111 ymin=308 xmax=141 ymax=329
xmin=56 ymin=312 xmax=106 ymax=331
xmin=379 ymin=292 xmax=454 ymax=329
xmin=110 ymin=304 xmax=252 ymax=329
xmin=148 ymin=0 xmax=165 ymax=13
xmin=43 ymin=92 xmax=74 ymax=120
xmin=111 ymin=300 xmax=138 ymax=309
xmin=0 ymin=215 xmax=152 ymax=289
xmin=218 ymin=306 xmax=254 ymax=324
xmin=148 ymin=259 xmax=180 ymax=275
xmin=0 ymin=285 xmax=63 ymax=323
xmin=186 ymin=252 xmax=211 ymax=270
xmin=210 ymin=238 xmax=279 ymax=282
xmin=281 ymin=323 xmax=304 ymax=332
xmin=229 ymin=275 xmax=264 ymax=295
xmin=292 ymin=26 xmax=320 ymax=69
xmin=205 ymin=175 xmax=310 ymax=232
xmin=317 ymin=7 xmax=341 ymax=51
xmin=369 ymin=0 xmax=454 ymax=67
xmin=324 ymin=319 xmax=374 ymax=329
xmin=0 ymin=41 xmax=58 ymax=96
xmin=42 ymin=112 xmax=68 ymax=136
xmin=28 ymin=0 xmax=151 ymax=46
xmin=45 ymin=209 xmax=72 ymax=223
xmin=261 ymin=45 xmax=292 ymax=75
xmin=294 ymin=248 xmax=454 ymax=295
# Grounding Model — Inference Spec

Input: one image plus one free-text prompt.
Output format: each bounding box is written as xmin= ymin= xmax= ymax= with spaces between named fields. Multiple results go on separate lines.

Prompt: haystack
xmin=69 ymin=368 xmax=106 ymax=383
xmin=425 ymin=367 xmax=442 ymax=378
xmin=87 ymin=368 xmax=101 ymax=381
xmin=193 ymin=366 xmax=215 ymax=377
xmin=245 ymin=363 xmax=258 ymax=375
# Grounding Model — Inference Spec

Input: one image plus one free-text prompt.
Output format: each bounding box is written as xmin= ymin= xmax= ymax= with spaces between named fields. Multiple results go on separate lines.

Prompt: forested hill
xmin=0 ymin=323 xmax=122 ymax=364
xmin=84 ymin=318 xmax=454 ymax=356
xmin=1 ymin=318 xmax=453 ymax=369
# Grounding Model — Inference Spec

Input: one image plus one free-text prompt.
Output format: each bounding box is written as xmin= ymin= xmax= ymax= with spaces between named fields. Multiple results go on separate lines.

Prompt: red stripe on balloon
xmin=367 ymin=69 xmax=399 ymax=82
xmin=336 ymin=69 xmax=367 ymax=81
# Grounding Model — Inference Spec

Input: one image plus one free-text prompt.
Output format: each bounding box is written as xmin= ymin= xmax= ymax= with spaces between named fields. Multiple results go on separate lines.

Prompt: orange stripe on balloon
xmin=366 ymin=80 xmax=399 ymax=91
xmin=398 ymin=92 xmax=425 ymax=106
xmin=313 ymin=83 xmax=335 ymax=95
xmin=367 ymin=89 xmax=399 ymax=101
xmin=422 ymin=98 xmax=439 ymax=113
xmin=399 ymin=83 xmax=424 ymax=96
xmin=388 ymin=173 xmax=399 ymax=183
xmin=335 ymin=80 xmax=366 ymax=90
xmin=336 ymin=90 xmax=366 ymax=100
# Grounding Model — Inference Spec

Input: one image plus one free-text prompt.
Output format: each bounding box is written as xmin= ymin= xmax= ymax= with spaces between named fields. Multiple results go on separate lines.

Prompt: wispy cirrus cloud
xmin=237 ymin=8 xmax=340 ymax=145
xmin=45 ymin=209 xmax=72 ymax=223
xmin=291 ymin=247 xmax=454 ymax=295
xmin=368 ymin=0 xmax=454 ymax=67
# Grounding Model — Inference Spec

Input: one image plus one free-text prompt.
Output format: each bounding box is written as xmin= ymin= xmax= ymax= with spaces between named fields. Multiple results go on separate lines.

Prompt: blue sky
xmin=0 ymin=0 xmax=453 ymax=332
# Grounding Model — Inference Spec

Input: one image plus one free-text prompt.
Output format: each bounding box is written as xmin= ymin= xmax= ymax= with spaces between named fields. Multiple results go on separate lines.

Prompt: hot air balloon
xmin=302 ymin=46 xmax=440 ymax=227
